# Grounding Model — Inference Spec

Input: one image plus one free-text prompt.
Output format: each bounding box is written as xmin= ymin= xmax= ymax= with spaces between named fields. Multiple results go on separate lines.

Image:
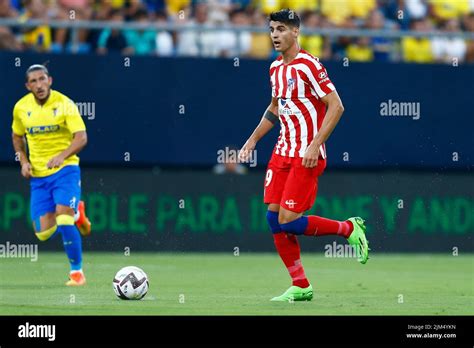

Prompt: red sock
xmin=273 ymin=232 xmax=310 ymax=288
xmin=303 ymin=216 xmax=354 ymax=238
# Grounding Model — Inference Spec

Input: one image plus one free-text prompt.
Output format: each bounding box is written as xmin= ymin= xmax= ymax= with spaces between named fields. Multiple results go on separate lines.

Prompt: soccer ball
xmin=113 ymin=266 xmax=149 ymax=300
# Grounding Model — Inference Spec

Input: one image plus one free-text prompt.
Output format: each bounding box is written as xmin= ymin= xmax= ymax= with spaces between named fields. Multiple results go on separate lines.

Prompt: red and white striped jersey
xmin=269 ymin=49 xmax=336 ymax=159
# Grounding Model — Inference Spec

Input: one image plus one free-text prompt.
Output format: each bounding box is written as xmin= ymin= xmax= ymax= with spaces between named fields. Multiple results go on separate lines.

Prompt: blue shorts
xmin=30 ymin=165 xmax=81 ymax=223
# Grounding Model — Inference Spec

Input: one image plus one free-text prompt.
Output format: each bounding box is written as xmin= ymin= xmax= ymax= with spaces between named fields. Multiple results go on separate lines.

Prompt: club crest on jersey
xmin=53 ymin=108 xmax=58 ymax=116
xmin=27 ymin=111 xmax=32 ymax=117
xmin=287 ymin=78 xmax=296 ymax=91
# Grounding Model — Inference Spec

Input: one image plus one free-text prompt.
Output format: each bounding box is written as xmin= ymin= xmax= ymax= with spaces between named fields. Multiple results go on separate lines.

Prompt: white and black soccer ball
xmin=113 ymin=266 xmax=149 ymax=300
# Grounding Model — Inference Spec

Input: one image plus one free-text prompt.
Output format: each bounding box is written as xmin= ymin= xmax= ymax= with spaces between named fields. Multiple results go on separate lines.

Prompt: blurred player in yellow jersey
xmin=11 ymin=64 xmax=91 ymax=286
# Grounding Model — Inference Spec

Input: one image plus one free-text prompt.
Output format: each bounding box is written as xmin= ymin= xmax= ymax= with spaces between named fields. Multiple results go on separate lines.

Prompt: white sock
xmin=70 ymin=269 xmax=83 ymax=274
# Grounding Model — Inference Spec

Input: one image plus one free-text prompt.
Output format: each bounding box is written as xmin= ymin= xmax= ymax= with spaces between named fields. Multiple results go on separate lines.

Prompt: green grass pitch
xmin=0 ymin=252 xmax=472 ymax=315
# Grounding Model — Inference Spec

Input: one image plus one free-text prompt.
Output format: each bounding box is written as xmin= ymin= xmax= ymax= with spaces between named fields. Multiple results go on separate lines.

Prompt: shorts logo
xmin=69 ymin=196 xmax=77 ymax=209
xmin=285 ymin=199 xmax=297 ymax=209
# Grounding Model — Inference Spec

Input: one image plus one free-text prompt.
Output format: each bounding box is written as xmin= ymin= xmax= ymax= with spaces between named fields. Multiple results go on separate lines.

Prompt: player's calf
xmin=278 ymin=213 xmax=355 ymax=239
xmin=56 ymin=213 xmax=84 ymax=281
xmin=277 ymin=212 xmax=370 ymax=264
xmin=268 ymin=210 xmax=311 ymax=289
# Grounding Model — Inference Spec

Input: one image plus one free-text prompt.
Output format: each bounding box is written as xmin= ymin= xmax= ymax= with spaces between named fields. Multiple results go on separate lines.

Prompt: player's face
xmin=26 ymin=70 xmax=52 ymax=101
xmin=269 ymin=21 xmax=298 ymax=52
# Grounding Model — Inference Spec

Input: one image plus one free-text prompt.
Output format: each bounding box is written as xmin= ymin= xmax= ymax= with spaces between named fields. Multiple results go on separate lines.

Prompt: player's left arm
xmin=47 ymin=100 xmax=88 ymax=169
xmin=47 ymin=131 xmax=88 ymax=169
xmin=302 ymin=90 xmax=344 ymax=168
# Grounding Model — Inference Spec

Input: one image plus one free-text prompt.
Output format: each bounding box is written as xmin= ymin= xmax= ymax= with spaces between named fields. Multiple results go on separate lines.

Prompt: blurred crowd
xmin=0 ymin=0 xmax=473 ymax=63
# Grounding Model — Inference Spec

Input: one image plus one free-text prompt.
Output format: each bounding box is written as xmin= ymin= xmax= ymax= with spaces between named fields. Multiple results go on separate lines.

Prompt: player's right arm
xmin=239 ymin=97 xmax=278 ymax=162
xmin=11 ymin=104 xmax=32 ymax=179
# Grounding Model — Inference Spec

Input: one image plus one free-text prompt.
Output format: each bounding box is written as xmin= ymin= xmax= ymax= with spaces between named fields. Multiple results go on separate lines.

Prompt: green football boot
xmin=347 ymin=217 xmax=370 ymax=264
xmin=270 ymin=284 xmax=313 ymax=302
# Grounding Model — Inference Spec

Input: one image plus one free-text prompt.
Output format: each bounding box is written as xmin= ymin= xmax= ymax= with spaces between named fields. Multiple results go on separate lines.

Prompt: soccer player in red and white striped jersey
xmin=239 ymin=9 xmax=370 ymax=302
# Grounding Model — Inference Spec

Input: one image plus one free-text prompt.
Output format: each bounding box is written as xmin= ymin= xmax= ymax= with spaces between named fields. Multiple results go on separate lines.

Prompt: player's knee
xmin=56 ymin=206 xmax=75 ymax=217
xmin=266 ymin=210 xmax=281 ymax=234
xmin=278 ymin=212 xmax=297 ymax=225
xmin=279 ymin=215 xmax=308 ymax=235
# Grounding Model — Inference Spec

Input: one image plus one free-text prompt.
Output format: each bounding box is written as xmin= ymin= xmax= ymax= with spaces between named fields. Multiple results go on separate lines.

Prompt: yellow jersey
xmin=166 ymin=0 xmax=191 ymax=15
xmin=349 ymin=0 xmax=376 ymax=19
xmin=22 ymin=25 xmax=52 ymax=51
xmin=429 ymin=0 xmax=470 ymax=20
xmin=300 ymin=35 xmax=324 ymax=57
xmin=256 ymin=0 xmax=318 ymax=14
xmin=346 ymin=44 xmax=374 ymax=62
xmin=12 ymin=90 xmax=86 ymax=178
xmin=321 ymin=0 xmax=351 ymax=25
xmin=402 ymin=37 xmax=434 ymax=63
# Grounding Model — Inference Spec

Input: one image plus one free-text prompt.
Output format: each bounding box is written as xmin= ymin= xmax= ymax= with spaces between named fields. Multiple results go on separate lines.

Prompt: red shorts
xmin=263 ymin=152 xmax=327 ymax=213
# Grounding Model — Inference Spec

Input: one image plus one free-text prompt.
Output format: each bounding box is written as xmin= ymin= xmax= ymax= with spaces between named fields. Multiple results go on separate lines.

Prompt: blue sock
xmin=266 ymin=211 xmax=281 ymax=234
xmin=280 ymin=216 xmax=309 ymax=235
xmin=58 ymin=224 xmax=83 ymax=271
